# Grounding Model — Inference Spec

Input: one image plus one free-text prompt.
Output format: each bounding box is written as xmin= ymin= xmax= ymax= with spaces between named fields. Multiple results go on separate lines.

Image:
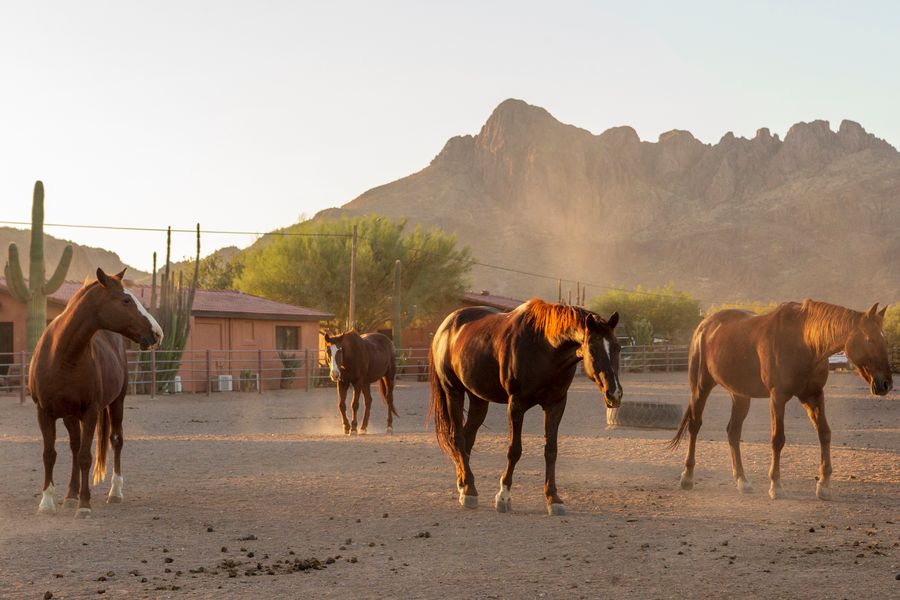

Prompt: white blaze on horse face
xmin=125 ymin=289 xmax=163 ymax=346
xmin=328 ymin=345 xmax=341 ymax=381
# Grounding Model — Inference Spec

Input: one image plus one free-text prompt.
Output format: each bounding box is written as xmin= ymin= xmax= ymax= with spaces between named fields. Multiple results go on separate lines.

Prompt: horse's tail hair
xmin=379 ymin=373 xmax=399 ymax=417
xmin=93 ymin=406 xmax=111 ymax=485
xmin=428 ymin=347 xmax=454 ymax=458
xmin=668 ymin=330 xmax=703 ymax=451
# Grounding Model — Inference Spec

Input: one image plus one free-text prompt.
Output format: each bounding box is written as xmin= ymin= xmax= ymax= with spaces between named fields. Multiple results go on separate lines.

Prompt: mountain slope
xmin=320 ymin=99 xmax=900 ymax=306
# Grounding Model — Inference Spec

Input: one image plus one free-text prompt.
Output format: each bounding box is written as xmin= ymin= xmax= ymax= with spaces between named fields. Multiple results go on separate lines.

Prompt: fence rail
xmin=6 ymin=342 xmax=896 ymax=401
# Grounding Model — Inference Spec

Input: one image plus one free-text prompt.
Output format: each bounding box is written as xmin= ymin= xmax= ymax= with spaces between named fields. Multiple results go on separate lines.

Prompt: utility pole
xmin=348 ymin=224 xmax=358 ymax=330
xmin=392 ymin=260 xmax=402 ymax=351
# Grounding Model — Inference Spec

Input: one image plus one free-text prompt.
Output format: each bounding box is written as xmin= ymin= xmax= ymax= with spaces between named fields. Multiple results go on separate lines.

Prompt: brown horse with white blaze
xmin=324 ymin=330 xmax=398 ymax=435
xmin=430 ymin=299 xmax=621 ymax=515
xmin=31 ymin=268 xmax=163 ymax=517
xmin=670 ymin=300 xmax=892 ymax=500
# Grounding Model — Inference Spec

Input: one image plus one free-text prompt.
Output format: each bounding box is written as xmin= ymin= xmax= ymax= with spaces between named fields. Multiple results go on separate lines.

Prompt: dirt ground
xmin=1 ymin=371 xmax=897 ymax=599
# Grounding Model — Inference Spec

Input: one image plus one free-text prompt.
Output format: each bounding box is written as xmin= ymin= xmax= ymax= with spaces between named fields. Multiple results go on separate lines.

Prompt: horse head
xmin=846 ymin=303 xmax=892 ymax=396
xmin=324 ymin=331 xmax=350 ymax=383
xmin=580 ymin=311 xmax=622 ymax=408
xmin=93 ymin=268 xmax=163 ymax=350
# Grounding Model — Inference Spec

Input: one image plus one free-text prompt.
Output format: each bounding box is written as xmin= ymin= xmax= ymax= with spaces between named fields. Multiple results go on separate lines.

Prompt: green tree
xmin=884 ymin=304 xmax=900 ymax=346
xmin=234 ymin=215 xmax=472 ymax=333
xmin=589 ymin=285 xmax=702 ymax=343
xmin=196 ymin=253 xmax=243 ymax=289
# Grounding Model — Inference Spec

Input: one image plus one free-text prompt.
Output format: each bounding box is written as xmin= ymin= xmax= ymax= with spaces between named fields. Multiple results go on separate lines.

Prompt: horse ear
xmin=115 ymin=268 xmax=127 ymax=279
xmin=877 ymin=304 xmax=888 ymax=318
xmin=96 ymin=268 xmax=111 ymax=287
xmin=608 ymin=312 xmax=619 ymax=329
xmin=865 ymin=303 xmax=879 ymax=318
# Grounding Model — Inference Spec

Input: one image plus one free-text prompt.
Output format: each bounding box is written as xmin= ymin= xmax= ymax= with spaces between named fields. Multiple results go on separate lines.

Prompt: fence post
xmin=666 ymin=345 xmax=672 ymax=372
xmin=305 ymin=348 xmax=311 ymax=392
xmin=19 ymin=350 xmax=27 ymax=404
xmin=150 ymin=349 xmax=157 ymax=398
xmin=206 ymin=349 xmax=211 ymax=396
xmin=257 ymin=349 xmax=263 ymax=394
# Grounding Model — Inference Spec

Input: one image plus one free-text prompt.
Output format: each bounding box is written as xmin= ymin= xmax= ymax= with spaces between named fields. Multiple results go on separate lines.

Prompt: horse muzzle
xmin=604 ymin=387 xmax=623 ymax=409
xmin=871 ymin=375 xmax=893 ymax=396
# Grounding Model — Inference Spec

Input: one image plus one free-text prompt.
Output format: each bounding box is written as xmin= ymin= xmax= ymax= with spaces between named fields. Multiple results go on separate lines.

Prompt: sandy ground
xmin=0 ymin=371 xmax=897 ymax=599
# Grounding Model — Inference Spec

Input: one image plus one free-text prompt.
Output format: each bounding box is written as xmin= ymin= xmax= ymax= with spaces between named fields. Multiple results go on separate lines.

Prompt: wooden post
xmin=576 ymin=282 xmax=580 ymax=306
xmin=150 ymin=349 xmax=157 ymax=398
xmin=19 ymin=350 xmax=26 ymax=404
xmin=205 ymin=349 xmax=211 ymax=396
xmin=557 ymin=279 xmax=562 ymax=304
xmin=567 ymin=289 xmax=572 ymax=305
xmin=348 ymin=224 xmax=358 ymax=330
xmin=392 ymin=259 xmax=402 ymax=351
xmin=257 ymin=349 xmax=263 ymax=394
xmin=305 ymin=348 xmax=311 ymax=392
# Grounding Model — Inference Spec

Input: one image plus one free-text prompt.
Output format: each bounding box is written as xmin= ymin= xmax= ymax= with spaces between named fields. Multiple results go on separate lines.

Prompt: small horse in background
xmin=430 ymin=299 xmax=621 ymax=515
xmin=31 ymin=268 xmax=163 ymax=517
xmin=324 ymin=331 xmax=398 ymax=435
xmin=670 ymin=300 xmax=892 ymax=500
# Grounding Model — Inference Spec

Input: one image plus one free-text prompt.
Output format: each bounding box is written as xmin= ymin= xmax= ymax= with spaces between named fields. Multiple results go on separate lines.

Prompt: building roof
xmin=0 ymin=278 xmax=333 ymax=322
xmin=461 ymin=291 xmax=523 ymax=312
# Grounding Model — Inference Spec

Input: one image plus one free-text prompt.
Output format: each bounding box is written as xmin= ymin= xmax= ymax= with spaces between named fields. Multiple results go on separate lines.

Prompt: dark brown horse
xmin=31 ymin=268 xmax=163 ymax=517
xmin=430 ymin=299 xmax=621 ymax=515
xmin=324 ymin=330 xmax=398 ymax=435
xmin=670 ymin=300 xmax=892 ymax=500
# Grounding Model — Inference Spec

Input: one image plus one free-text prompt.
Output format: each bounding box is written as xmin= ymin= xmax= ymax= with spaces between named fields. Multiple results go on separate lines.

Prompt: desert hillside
xmin=320 ymin=99 xmax=900 ymax=306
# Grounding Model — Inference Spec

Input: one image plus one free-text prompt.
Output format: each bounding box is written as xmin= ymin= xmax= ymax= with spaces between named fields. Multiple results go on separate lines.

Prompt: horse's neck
xmin=801 ymin=306 xmax=860 ymax=359
xmin=54 ymin=295 xmax=101 ymax=365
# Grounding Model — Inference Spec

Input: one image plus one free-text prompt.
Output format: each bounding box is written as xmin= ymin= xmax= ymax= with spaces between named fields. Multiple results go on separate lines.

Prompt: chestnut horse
xmin=430 ymin=299 xmax=622 ymax=515
xmin=670 ymin=300 xmax=892 ymax=500
xmin=31 ymin=268 xmax=163 ymax=517
xmin=324 ymin=330 xmax=398 ymax=435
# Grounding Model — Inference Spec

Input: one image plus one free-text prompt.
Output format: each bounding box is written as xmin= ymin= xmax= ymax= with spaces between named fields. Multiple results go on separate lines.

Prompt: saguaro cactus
xmin=4 ymin=181 xmax=73 ymax=351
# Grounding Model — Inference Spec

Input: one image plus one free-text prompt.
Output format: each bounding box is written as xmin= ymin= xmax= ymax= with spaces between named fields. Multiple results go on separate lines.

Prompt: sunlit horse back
xmin=670 ymin=299 xmax=892 ymax=500
xmin=429 ymin=299 xmax=621 ymax=515
xmin=30 ymin=268 xmax=162 ymax=517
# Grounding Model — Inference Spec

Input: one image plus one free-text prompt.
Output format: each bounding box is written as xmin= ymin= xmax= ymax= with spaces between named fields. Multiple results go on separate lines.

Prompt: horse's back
xmin=432 ymin=305 xmax=508 ymax=402
xmin=360 ymin=332 xmax=395 ymax=379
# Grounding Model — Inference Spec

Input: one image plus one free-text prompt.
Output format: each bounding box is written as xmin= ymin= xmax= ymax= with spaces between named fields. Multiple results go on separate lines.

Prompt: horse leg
xmin=337 ymin=381 xmax=351 ymax=435
xmin=37 ymin=408 xmax=58 ymax=514
xmin=680 ymin=384 xmax=712 ymax=490
xmin=542 ymin=396 xmax=567 ymax=516
xmin=379 ymin=376 xmax=395 ymax=434
xmin=349 ymin=386 xmax=361 ymax=434
xmin=495 ymin=397 xmax=525 ymax=513
xmin=75 ymin=409 xmax=98 ymax=517
xmin=359 ymin=385 xmax=373 ymax=434
xmin=107 ymin=396 xmax=125 ymax=503
xmin=800 ymin=390 xmax=832 ymax=500
xmin=727 ymin=394 xmax=753 ymax=493
xmin=62 ymin=415 xmax=81 ymax=508
xmin=463 ymin=394 xmax=489 ymax=455
xmin=768 ymin=392 xmax=789 ymax=500
xmin=445 ymin=388 xmax=478 ymax=508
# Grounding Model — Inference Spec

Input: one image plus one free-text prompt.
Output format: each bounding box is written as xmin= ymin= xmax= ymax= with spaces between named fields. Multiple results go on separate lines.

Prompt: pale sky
xmin=2 ymin=1 xmax=898 ymax=271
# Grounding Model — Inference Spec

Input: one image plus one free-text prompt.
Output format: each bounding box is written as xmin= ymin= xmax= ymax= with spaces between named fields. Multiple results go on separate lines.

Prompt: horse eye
xmin=123 ymin=296 xmax=131 ymax=304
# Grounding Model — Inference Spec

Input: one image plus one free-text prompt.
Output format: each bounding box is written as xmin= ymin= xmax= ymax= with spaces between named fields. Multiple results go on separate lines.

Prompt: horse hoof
xmin=679 ymin=476 xmax=694 ymax=490
xmin=736 ymin=479 xmax=754 ymax=494
xmin=495 ymin=497 xmax=511 ymax=513
xmin=107 ymin=495 xmax=123 ymax=504
xmin=816 ymin=483 xmax=832 ymax=501
xmin=768 ymin=483 xmax=783 ymax=500
xmin=459 ymin=494 xmax=478 ymax=509
xmin=358 ymin=429 xmax=368 ymax=436
xmin=74 ymin=508 xmax=92 ymax=519
xmin=37 ymin=503 xmax=56 ymax=515
xmin=386 ymin=426 xmax=393 ymax=435
xmin=548 ymin=503 xmax=566 ymax=516
xmin=62 ymin=498 xmax=79 ymax=509
xmin=343 ymin=429 xmax=351 ymax=436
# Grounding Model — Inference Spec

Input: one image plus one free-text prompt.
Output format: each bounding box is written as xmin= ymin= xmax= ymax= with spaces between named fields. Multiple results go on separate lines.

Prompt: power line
xmin=1 ymin=218 xmax=716 ymax=302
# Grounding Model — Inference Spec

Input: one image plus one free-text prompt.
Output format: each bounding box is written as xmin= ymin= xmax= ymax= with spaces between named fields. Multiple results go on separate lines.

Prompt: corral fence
xmin=14 ymin=342 xmax=894 ymax=401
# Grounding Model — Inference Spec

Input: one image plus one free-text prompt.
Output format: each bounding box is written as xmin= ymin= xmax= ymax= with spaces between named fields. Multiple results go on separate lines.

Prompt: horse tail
xmin=93 ymin=406 xmax=111 ymax=485
xmin=428 ymin=346 xmax=454 ymax=458
xmin=379 ymin=374 xmax=399 ymax=417
xmin=668 ymin=329 xmax=703 ymax=451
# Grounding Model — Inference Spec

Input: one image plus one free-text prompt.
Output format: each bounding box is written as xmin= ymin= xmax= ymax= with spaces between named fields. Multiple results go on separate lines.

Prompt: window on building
xmin=275 ymin=326 xmax=299 ymax=350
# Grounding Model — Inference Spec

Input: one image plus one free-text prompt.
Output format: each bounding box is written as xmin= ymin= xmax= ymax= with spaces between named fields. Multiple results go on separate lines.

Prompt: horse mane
xmin=518 ymin=299 xmax=593 ymax=346
xmin=62 ymin=280 xmax=100 ymax=312
xmin=800 ymin=299 xmax=861 ymax=356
